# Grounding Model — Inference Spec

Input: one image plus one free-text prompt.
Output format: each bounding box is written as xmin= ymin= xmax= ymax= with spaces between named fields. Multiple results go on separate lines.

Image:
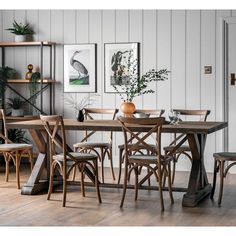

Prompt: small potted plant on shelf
xmin=6 ymin=20 xmax=34 ymax=42
xmin=6 ymin=97 xmax=25 ymax=117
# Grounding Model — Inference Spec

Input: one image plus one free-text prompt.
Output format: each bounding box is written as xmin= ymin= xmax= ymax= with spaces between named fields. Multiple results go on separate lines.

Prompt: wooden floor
xmin=0 ymin=163 xmax=236 ymax=226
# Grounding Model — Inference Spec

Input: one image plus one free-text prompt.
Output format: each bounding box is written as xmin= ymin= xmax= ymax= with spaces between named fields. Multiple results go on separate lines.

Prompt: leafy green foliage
xmin=6 ymin=97 xmax=25 ymax=109
xmin=7 ymin=129 xmax=30 ymax=143
xmin=112 ymin=50 xmax=169 ymax=102
xmin=6 ymin=20 xmax=34 ymax=35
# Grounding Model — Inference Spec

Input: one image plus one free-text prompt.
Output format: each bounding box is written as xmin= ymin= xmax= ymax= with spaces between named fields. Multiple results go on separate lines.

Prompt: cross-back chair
xmin=163 ymin=109 xmax=210 ymax=184
xmin=40 ymin=114 xmax=102 ymax=207
xmin=73 ymin=108 xmax=119 ymax=183
xmin=210 ymin=152 xmax=236 ymax=205
xmin=0 ymin=109 xmax=33 ymax=189
xmin=118 ymin=116 xmax=174 ymax=211
xmin=117 ymin=109 xmax=165 ymax=184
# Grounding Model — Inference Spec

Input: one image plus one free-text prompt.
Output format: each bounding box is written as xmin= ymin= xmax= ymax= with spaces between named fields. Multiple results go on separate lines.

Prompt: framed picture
xmin=64 ymin=44 xmax=97 ymax=93
xmin=104 ymin=42 xmax=140 ymax=93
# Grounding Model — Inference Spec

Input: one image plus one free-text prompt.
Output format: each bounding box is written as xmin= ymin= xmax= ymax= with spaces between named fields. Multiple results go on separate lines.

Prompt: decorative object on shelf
xmin=25 ymin=64 xmax=33 ymax=80
xmin=64 ymin=93 xmax=100 ymax=122
xmin=6 ymin=97 xmax=25 ymax=117
xmin=6 ymin=20 xmax=34 ymax=42
xmin=104 ymin=42 xmax=140 ymax=93
xmin=64 ymin=44 xmax=97 ymax=93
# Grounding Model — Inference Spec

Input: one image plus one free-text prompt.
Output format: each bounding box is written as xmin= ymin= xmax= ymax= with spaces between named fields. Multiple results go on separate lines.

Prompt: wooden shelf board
xmin=0 ymin=41 xmax=56 ymax=47
xmin=7 ymin=79 xmax=56 ymax=84
xmin=6 ymin=116 xmax=39 ymax=121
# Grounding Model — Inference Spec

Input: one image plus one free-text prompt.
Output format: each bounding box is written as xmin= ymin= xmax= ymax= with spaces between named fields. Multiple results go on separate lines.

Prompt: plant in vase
xmin=6 ymin=20 xmax=34 ymax=42
xmin=112 ymin=51 xmax=169 ymax=116
xmin=6 ymin=97 xmax=25 ymax=117
xmin=64 ymin=94 xmax=100 ymax=122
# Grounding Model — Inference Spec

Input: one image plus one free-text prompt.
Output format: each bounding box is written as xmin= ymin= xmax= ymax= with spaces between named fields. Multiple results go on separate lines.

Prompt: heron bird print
xmin=69 ymin=50 xmax=89 ymax=85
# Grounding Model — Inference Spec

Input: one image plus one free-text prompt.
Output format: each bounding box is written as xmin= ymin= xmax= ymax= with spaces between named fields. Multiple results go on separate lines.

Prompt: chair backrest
xmin=40 ymin=115 xmax=76 ymax=163
xmin=172 ymin=109 xmax=210 ymax=121
xmin=82 ymin=108 xmax=119 ymax=143
xmin=118 ymin=116 xmax=166 ymax=165
xmin=134 ymin=109 xmax=165 ymax=117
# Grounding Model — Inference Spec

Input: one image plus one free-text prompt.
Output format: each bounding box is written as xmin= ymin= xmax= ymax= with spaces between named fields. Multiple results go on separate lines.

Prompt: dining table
xmin=7 ymin=118 xmax=227 ymax=207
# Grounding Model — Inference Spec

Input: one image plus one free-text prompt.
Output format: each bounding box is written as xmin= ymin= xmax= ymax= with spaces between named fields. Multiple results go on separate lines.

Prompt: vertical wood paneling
xmin=142 ymin=10 xmax=157 ymax=108
xmin=51 ymin=10 xmax=63 ymax=115
xmin=63 ymin=10 xmax=76 ymax=145
xmin=102 ymin=10 xmax=116 ymax=109
xmin=156 ymin=10 xmax=172 ymax=149
xmin=186 ymin=10 xmax=201 ymax=109
xmin=129 ymin=10 xmax=143 ymax=108
xmin=171 ymin=10 xmax=186 ymax=109
xmin=201 ymin=10 xmax=216 ymax=171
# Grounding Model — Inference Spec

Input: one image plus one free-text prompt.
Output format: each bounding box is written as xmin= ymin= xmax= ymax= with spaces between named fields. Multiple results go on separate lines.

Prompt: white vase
xmin=14 ymin=35 xmax=27 ymax=42
xmin=11 ymin=109 xmax=24 ymax=117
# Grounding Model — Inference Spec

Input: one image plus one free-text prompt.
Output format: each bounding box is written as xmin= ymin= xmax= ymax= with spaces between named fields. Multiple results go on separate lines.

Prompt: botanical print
xmin=69 ymin=49 xmax=89 ymax=85
xmin=105 ymin=43 xmax=139 ymax=93
xmin=64 ymin=44 xmax=96 ymax=93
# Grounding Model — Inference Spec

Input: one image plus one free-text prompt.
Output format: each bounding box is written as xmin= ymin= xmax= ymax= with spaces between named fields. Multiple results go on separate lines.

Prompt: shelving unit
xmin=0 ymin=41 xmax=56 ymax=116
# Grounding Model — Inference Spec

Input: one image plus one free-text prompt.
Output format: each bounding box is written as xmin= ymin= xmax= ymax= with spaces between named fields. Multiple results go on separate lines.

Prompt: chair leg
xmin=80 ymin=164 xmax=85 ymax=197
xmin=29 ymin=150 xmax=34 ymax=171
xmin=158 ymin=166 xmax=164 ymax=211
xmin=210 ymin=159 xmax=218 ymax=199
xmin=171 ymin=157 xmax=176 ymax=185
xmin=108 ymin=148 xmax=116 ymax=181
xmin=94 ymin=159 xmax=102 ymax=203
xmin=62 ymin=165 xmax=67 ymax=207
xmin=117 ymin=148 xmax=124 ymax=184
xmin=134 ymin=166 xmax=138 ymax=201
xmin=15 ymin=152 xmax=21 ymax=189
xmin=4 ymin=154 xmax=10 ymax=182
xmin=47 ymin=162 xmax=55 ymax=201
xmin=101 ymin=152 xmax=105 ymax=183
xmin=218 ymin=160 xmax=225 ymax=206
xmin=71 ymin=165 xmax=77 ymax=181
xmin=167 ymin=163 xmax=174 ymax=204
xmin=120 ymin=162 xmax=128 ymax=208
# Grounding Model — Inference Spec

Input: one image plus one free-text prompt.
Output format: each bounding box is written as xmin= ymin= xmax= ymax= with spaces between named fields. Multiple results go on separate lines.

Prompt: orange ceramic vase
xmin=120 ymin=101 xmax=136 ymax=117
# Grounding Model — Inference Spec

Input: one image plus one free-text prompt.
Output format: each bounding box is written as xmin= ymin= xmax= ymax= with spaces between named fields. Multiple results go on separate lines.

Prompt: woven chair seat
xmin=0 ymin=143 xmax=32 ymax=151
xmin=53 ymin=152 xmax=97 ymax=162
xmin=213 ymin=152 xmax=236 ymax=161
xmin=163 ymin=145 xmax=190 ymax=153
xmin=73 ymin=142 xmax=111 ymax=149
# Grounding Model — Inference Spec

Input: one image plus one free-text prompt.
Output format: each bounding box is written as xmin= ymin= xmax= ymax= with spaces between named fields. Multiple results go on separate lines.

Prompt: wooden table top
xmin=7 ymin=119 xmax=227 ymax=134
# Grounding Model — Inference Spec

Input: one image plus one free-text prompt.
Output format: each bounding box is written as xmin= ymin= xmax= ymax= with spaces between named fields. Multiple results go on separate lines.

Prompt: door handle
xmin=230 ymin=73 xmax=236 ymax=85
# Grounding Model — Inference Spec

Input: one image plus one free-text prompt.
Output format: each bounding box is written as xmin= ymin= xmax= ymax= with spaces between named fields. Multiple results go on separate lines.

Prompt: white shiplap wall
xmin=0 ymin=9 xmax=232 ymax=172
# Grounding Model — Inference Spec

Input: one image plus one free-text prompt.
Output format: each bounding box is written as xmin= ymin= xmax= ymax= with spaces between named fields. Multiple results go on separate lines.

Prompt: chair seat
xmin=129 ymin=154 xmax=172 ymax=164
xmin=163 ymin=145 xmax=190 ymax=153
xmin=213 ymin=152 xmax=236 ymax=161
xmin=0 ymin=143 xmax=32 ymax=152
xmin=53 ymin=152 xmax=97 ymax=162
xmin=73 ymin=142 xmax=111 ymax=149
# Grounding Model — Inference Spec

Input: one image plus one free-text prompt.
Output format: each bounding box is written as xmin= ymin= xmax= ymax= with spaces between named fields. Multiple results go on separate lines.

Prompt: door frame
xmin=221 ymin=17 xmax=236 ymax=151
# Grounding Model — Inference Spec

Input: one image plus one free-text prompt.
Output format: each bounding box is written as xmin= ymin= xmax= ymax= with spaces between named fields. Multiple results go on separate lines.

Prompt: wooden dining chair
xmin=0 ymin=109 xmax=33 ymax=189
xmin=40 ymin=114 xmax=102 ymax=207
xmin=117 ymin=109 xmax=165 ymax=184
xmin=163 ymin=109 xmax=210 ymax=184
xmin=118 ymin=116 xmax=174 ymax=211
xmin=73 ymin=108 xmax=119 ymax=183
xmin=210 ymin=152 xmax=236 ymax=205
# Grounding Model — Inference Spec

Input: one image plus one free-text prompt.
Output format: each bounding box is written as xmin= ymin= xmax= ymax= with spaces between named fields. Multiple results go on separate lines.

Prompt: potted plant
xmin=6 ymin=20 xmax=34 ymax=42
xmin=113 ymin=66 xmax=169 ymax=116
xmin=6 ymin=97 xmax=25 ymax=117
xmin=64 ymin=94 xmax=100 ymax=121
xmin=8 ymin=128 xmax=30 ymax=143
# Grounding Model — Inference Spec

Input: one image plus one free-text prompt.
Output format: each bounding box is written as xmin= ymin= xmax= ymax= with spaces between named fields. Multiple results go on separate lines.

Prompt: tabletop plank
xmin=7 ymin=119 xmax=227 ymax=134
